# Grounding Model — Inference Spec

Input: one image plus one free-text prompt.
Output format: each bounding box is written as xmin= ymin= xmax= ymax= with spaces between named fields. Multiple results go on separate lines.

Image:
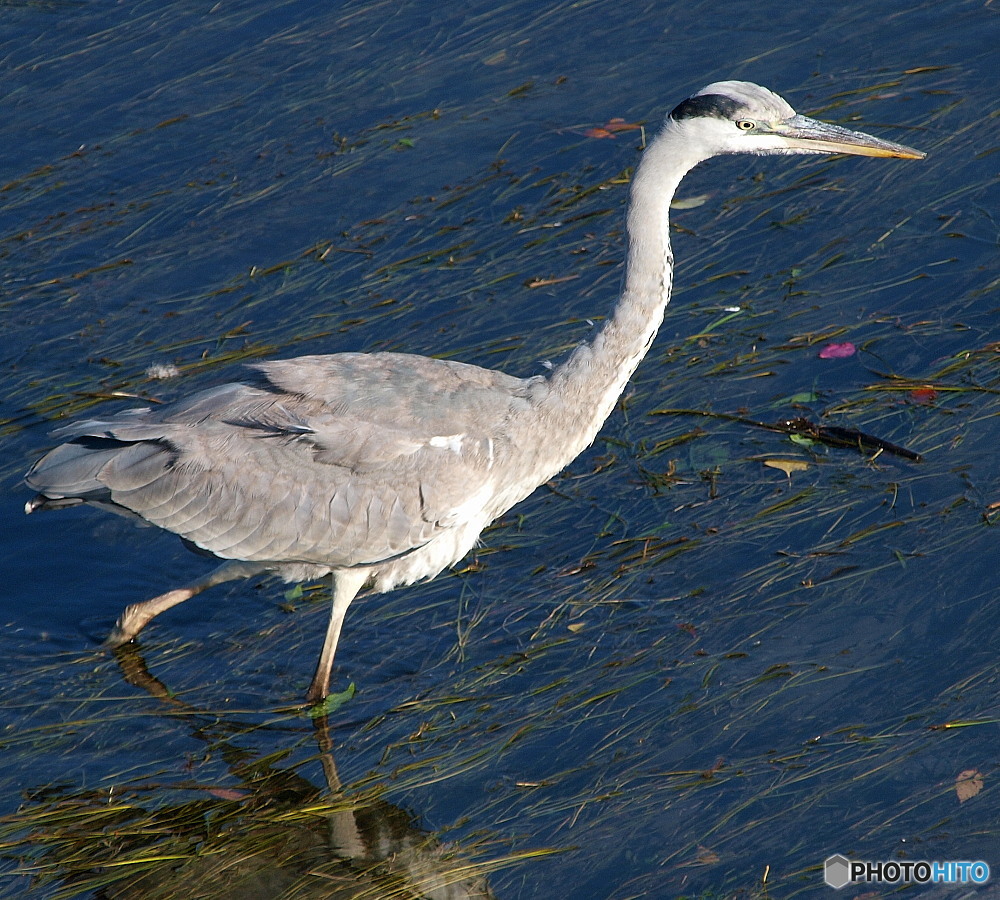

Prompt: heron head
xmin=668 ymin=80 xmax=925 ymax=160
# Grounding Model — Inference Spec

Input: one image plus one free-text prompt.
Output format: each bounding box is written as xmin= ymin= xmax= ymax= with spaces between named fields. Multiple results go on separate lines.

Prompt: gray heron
xmin=25 ymin=81 xmax=925 ymax=705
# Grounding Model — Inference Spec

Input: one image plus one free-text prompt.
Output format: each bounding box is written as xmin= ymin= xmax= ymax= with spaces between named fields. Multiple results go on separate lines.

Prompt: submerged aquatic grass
xmin=1 ymin=16 xmax=996 ymax=895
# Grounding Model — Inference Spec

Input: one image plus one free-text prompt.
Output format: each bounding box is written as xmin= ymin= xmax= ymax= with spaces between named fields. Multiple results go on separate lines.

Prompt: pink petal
xmin=818 ymin=341 xmax=856 ymax=359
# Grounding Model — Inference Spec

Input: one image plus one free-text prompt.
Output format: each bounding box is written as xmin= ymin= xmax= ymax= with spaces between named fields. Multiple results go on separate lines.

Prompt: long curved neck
xmin=539 ymin=119 xmax=707 ymax=467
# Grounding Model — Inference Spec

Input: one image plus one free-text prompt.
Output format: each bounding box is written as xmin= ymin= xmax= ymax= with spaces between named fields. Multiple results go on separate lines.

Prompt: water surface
xmin=1 ymin=0 xmax=997 ymax=897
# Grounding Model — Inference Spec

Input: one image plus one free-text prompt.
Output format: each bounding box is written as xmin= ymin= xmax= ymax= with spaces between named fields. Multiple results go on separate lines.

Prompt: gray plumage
xmin=25 ymin=82 xmax=924 ymax=705
xmin=36 ymin=356 xmax=532 ymax=573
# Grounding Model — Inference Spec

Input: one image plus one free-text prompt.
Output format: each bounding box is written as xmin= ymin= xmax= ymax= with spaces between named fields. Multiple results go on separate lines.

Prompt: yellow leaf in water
xmin=670 ymin=193 xmax=711 ymax=210
xmin=763 ymin=458 xmax=810 ymax=477
xmin=955 ymin=769 xmax=984 ymax=803
xmin=567 ymin=623 xmax=585 ymax=633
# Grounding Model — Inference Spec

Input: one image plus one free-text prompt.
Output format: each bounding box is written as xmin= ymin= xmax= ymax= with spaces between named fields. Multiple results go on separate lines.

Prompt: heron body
xmin=25 ymin=82 xmax=924 ymax=704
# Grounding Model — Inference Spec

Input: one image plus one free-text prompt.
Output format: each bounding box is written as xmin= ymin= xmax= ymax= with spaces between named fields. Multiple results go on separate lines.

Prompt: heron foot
xmin=101 ymin=587 xmax=199 ymax=650
xmin=101 ymin=624 xmax=134 ymax=650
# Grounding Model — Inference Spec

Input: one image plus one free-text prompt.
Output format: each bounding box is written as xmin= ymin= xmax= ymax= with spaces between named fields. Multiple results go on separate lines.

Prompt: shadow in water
xmin=4 ymin=646 xmax=496 ymax=900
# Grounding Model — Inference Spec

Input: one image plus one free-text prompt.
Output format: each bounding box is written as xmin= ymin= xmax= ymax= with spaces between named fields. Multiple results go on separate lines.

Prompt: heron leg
xmin=305 ymin=568 xmax=370 ymax=705
xmin=103 ymin=560 xmax=266 ymax=648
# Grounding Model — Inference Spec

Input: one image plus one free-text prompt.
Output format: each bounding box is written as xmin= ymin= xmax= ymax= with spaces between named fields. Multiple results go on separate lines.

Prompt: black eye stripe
xmin=669 ymin=94 xmax=743 ymax=122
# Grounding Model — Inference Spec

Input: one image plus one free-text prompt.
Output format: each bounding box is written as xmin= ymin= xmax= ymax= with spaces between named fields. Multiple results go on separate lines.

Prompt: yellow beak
xmin=773 ymin=114 xmax=925 ymax=159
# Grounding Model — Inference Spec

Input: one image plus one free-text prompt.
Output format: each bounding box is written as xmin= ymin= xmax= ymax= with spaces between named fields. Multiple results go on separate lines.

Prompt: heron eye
xmin=735 ymin=119 xmax=756 ymax=131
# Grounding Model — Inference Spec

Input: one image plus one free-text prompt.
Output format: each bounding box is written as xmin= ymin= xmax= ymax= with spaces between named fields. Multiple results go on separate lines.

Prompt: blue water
xmin=2 ymin=0 xmax=998 ymax=897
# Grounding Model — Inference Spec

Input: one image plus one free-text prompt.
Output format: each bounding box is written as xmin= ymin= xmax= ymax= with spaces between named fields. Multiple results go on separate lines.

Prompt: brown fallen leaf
xmin=956 ymin=769 xmax=984 ymax=804
xmin=584 ymin=118 xmax=642 ymax=139
xmin=604 ymin=117 xmax=641 ymax=132
xmin=206 ymin=787 xmax=251 ymax=801
xmin=908 ymin=386 xmax=938 ymax=404
xmin=524 ymin=274 xmax=579 ymax=289
xmin=696 ymin=845 xmax=721 ymax=865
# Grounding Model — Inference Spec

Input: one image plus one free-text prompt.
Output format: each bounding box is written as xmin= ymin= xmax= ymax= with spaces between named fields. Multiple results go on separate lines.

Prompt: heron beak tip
xmin=776 ymin=116 xmax=926 ymax=161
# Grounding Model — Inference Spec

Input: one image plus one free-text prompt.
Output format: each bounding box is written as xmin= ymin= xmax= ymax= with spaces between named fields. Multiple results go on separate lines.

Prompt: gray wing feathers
xmin=26 ymin=352 xmax=532 ymax=568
